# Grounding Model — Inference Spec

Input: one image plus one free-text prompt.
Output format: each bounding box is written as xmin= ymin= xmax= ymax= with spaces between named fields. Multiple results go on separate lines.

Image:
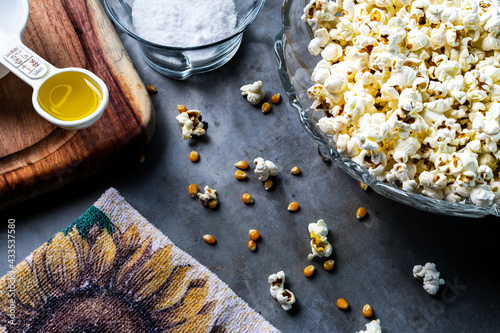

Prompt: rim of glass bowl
xmin=274 ymin=0 xmax=500 ymax=218
xmin=103 ymin=0 xmax=266 ymax=50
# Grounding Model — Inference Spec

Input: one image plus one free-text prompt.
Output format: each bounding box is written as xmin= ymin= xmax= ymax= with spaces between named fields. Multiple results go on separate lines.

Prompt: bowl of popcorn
xmin=103 ymin=0 xmax=265 ymax=79
xmin=275 ymin=0 xmax=500 ymax=217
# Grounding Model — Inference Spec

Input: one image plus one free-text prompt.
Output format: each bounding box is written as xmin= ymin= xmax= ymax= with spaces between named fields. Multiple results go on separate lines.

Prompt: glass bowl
xmin=274 ymin=0 xmax=500 ymax=218
xmin=103 ymin=0 xmax=265 ymax=80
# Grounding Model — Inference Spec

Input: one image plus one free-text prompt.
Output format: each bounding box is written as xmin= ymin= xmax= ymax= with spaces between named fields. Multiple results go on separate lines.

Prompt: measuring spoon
xmin=0 ymin=0 xmax=109 ymax=130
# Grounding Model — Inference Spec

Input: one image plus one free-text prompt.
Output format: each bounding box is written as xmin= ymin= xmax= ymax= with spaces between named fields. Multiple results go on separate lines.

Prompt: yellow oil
xmin=37 ymin=71 xmax=103 ymax=121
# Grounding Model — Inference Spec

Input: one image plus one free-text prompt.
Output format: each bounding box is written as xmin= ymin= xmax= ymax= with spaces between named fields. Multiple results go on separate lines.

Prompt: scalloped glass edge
xmin=274 ymin=0 xmax=500 ymax=218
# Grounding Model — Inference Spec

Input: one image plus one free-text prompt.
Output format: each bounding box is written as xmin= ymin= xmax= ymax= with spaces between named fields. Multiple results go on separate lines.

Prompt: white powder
xmin=131 ymin=0 xmax=238 ymax=47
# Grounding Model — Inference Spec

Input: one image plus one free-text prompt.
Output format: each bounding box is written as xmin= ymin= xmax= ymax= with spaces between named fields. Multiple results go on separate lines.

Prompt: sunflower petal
xmin=31 ymin=244 xmax=64 ymax=298
xmin=115 ymin=238 xmax=152 ymax=291
xmin=0 ymin=272 xmax=34 ymax=325
xmin=151 ymin=279 xmax=209 ymax=328
xmin=115 ymin=224 xmax=141 ymax=265
xmin=128 ymin=246 xmax=173 ymax=301
xmin=45 ymin=232 xmax=80 ymax=292
xmin=90 ymin=230 xmax=117 ymax=287
xmin=12 ymin=261 xmax=46 ymax=310
xmin=66 ymin=227 xmax=90 ymax=286
xmin=143 ymin=265 xmax=193 ymax=311
xmin=163 ymin=311 xmax=216 ymax=333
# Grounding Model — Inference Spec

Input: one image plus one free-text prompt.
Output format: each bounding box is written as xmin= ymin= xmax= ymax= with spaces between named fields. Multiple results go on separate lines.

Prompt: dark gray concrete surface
xmin=2 ymin=1 xmax=500 ymax=332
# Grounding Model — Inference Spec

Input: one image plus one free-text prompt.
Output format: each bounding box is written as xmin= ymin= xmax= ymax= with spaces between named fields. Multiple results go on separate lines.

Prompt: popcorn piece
xmin=302 ymin=0 xmax=500 ymax=208
xmin=276 ymin=289 xmax=296 ymax=311
xmin=268 ymin=270 xmax=285 ymax=298
xmin=268 ymin=271 xmax=296 ymax=311
xmin=254 ymin=157 xmax=278 ymax=181
xmin=307 ymin=219 xmax=333 ymax=259
xmin=175 ymin=110 xmax=205 ymax=140
xmin=413 ymin=262 xmax=445 ymax=295
xmin=240 ymin=81 xmax=265 ymax=105
xmin=197 ymin=186 xmax=217 ymax=207
xmin=357 ymin=319 xmax=382 ymax=333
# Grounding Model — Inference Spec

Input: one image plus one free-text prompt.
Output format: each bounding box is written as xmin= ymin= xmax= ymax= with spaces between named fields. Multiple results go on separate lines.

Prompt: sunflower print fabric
xmin=0 ymin=188 xmax=279 ymax=333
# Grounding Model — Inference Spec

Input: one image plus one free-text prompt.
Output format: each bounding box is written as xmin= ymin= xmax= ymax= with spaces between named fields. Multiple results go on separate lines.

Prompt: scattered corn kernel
xmin=360 ymin=182 xmax=369 ymax=191
xmin=336 ymin=298 xmax=349 ymax=310
xmin=291 ymin=166 xmax=301 ymax=175
xmin=235 ymin=170 xmax=248 ymax=180
xmin=146 ymin=84 xmax=157 ymax=93
xmin=242 ymin=193 xmax=254 ymax=204
xmin=188 ymin=184 xmax=199 ymax=198
xmin=287 ymin=201 xmax=299 ymax=212
xmin=262 ymin=102 xmax=272 ymax=114
xmin=189 ymin=151 xmax=199 ymax=162
xmin=177 ymin=104 xmax=187 ymax=113
xmin=208 ymin=199 xmax=218 ymax=209
xmin=248 ymin=240 xmax=257 ymax=251
xmin=203 ymin=234 xmax=216 ymax=244
xmin=356 ymin=207 xmax=367 ymax=220
xmin=362 ymin=304 xmax=373 ymax=318
xmin=303 ymin=265 xmax=315 ymax=277
xmin=138 ymin=154 xmax=146 ymax=163
xmin=264 ymin=179 xmax=274 ymax=191
xmin=271 ymin=93 xmax=281 ymax=104
xmin=235 ymin=160 xmax=249 ymax=170
xmin=323 ymin=260 xmax=335 ymax=271
xmin=249 ymin=229 xmax=260 ymax=241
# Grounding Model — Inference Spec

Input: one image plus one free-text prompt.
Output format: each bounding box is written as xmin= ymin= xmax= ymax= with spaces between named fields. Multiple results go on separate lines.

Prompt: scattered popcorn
xmin=175 ymin=109 xmax=205 ymax=140
xmin=268 ymin=271 xmax=296 ymax=311
xmin=241 ymin=80 xmax=265 ymax=105
xmin=254 ymin=157 xmax=278 ymax=181
xmin=357 ymin=319 xmax=382 ymax=333
xmin=302 ymin=0 xmax=500 ymax=207
xmin=307 ymin=219 xmax=332 ymax=259
xmin=197 ymin=186 xmax=217 ymax=207
xmin=413 ymin=262 xmax=445 ymax=295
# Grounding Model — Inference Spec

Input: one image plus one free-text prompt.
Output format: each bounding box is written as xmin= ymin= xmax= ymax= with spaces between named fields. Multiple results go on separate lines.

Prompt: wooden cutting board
xmin=0 ymin=0 xmax=155 ymax=209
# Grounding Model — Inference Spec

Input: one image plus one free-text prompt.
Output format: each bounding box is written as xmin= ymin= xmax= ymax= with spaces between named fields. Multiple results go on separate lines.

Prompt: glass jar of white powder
xmin=103 ymin=0 xmax=266 ymax=79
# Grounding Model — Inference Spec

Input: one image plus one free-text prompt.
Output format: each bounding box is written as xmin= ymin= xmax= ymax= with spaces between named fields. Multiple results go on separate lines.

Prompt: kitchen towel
xmin=0 ymin=187 xmax=279 ymax=332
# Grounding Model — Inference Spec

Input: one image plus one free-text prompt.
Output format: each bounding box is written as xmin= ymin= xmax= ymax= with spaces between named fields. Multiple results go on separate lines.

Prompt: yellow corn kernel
xmin=323 ymin=259 xmax=335 ymax=271
xmin=235 ymin=170 xmax=248 ymax=180
xmin=362 ymin=304 xmax=373 ymax=318
xmin=242 ymin=193 xmax=254 ymax=204
xmin=360 ymin=182 xmax=369 ymax=191
xmin=188 ymin=184 xmax=199 ymax=198
xmin=271 ymin=93 xmax=281 ymax=104
xmin=203 ymin=234 xmax=216 ymax=244
xmin=235 ymin=160 xmax=249 ymax=170
xmin=356 ymin=207 xmax=367 ymax=220
xmin=291 ymin=166 xmax=301 ymax=175
xmin=189 ymin=151 xmax=199 ymax=162
xmin=208 ymin=199 xmax=218 ymax=209
xmin=177 ymin=104 xmax=187 ymax=113
xmin=262 ymin=102 xmax=272 ymax=114
xmin=288 ymin=201 xmax=299 ymax=212
xmin=138 ymin=154 xmax=146 ymax=163
xmin=248 ymin=240 xmax=257 ymax=251
xmin=146 ymin=84 xmax=157 ymax=93
xmin=264 ymin=179 xmax=274 ymax=191
xmin=336 ymin=298 xmax=349 ymax=310
xmin=249 ymin=229 xmax=260 ymax=241
xmin=303 ymin=265 xmax=315 ymax=277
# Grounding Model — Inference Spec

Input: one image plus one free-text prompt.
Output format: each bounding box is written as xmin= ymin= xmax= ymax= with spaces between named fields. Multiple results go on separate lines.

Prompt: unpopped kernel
xmin=303 ymin=0 xmax=500 ymax=207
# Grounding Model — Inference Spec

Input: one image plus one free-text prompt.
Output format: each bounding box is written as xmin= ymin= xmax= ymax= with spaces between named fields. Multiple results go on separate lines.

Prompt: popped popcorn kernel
xmin=303 ymin=0 xmax=500 ymax=207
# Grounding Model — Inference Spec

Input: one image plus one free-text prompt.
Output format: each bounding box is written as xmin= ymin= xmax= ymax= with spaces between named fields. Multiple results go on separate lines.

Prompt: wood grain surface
xmin=0 ymin=0 xmax=155 ymax=209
